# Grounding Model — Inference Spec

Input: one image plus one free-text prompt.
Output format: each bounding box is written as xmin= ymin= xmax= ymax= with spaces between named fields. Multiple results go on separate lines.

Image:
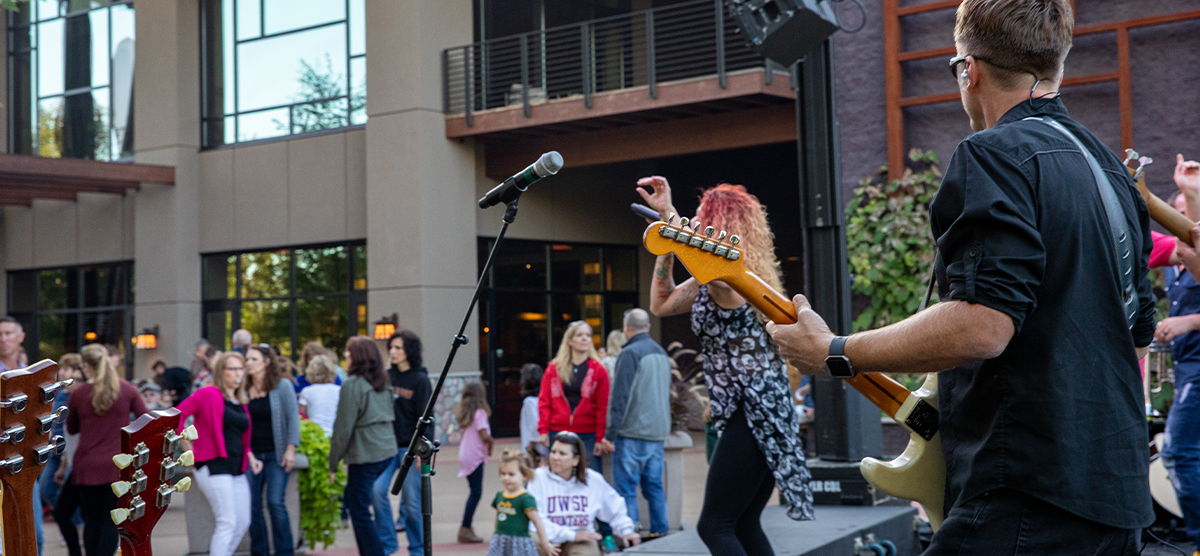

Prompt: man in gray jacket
xmin=605 ymin=308 xmax=672 ymax=536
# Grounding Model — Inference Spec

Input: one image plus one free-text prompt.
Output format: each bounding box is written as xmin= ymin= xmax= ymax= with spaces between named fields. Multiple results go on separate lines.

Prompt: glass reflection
xmin=241 ymin=250 xmax=291 ymax=298
xmin=295 ymin=296 xmax=349 ymax=356
xmin=295 ymin=246 xmax=348 ymax=294
xmin=263 ymin=0 xmax=344 ymax=36
xmin=241 ymin=300 xmax=292 ymax=357
xmin=236 ymin=24 xmax=346 ymax=112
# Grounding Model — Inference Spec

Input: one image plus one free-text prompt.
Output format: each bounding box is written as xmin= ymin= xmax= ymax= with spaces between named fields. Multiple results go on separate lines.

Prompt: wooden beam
xmin=1117 ymin=28 xmax=1134 ymax=150
xmin=446 ymin=69 xmax=795 ymax=138
xmin=898 ymin=72 xmax=1120 ymax=108
xmin=1076 ymin=8 xmax=1200 ymax=36
xmin=896 ymin=0 xmax=959 ymax=17
xmin=0 ymin=186 xmax=79 ymax=201
xmin=484 ymin=103 xmax=796 ymax=179
xmin=885 ymin=0 xmax=904 ymax=181
xmin=0 ymin=153 xmax=174 ymax=185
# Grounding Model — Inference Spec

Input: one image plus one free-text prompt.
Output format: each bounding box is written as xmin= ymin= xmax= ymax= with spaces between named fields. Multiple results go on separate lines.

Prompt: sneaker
xmin=457 ymin=526 xmax=483 ymax=544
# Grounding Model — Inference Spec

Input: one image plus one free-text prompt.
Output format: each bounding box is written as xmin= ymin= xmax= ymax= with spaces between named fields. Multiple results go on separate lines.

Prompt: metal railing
xmin=444 ymin=0 xmax=776 ymax=126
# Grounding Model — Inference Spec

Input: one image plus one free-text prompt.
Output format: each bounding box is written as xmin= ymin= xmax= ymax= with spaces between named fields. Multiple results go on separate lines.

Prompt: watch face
xmin=826 ymin=355 xmax=853 ymax=378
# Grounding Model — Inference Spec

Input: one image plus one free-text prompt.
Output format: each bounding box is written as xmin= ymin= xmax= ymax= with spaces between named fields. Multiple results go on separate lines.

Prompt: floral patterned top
xmin=691 ymin=284 xmax=814 ymax=520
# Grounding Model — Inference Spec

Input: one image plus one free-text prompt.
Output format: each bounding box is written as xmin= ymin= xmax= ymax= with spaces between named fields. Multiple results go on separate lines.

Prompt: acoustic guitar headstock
xmin=643 ymin=214 xmax=747 ymax=285
xmin=0 ymin=359 xmax=71 ymax=556
xmin=110 ymin=407 xmax=196 ymax=556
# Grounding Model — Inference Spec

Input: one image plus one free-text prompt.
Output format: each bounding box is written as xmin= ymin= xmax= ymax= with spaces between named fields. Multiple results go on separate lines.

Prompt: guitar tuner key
xmin=174 ymin=476 xmax=192 ymax=493
xmin=678 ymin=217 xmax=689 ymax=228
xmin=164 ymin=431 xmax=182 ymax=456
xmin=717 ymin=231 xmax=727 ymax=241
xmin=112 ymin=481 xmax=132 ymax=498
xmin=182 ymin=425 xmax=199 ymax=442
xmin=730 ymin=235 xmax=741 ymax=246
xmin=0 ymin=455 xmax=23 ymax=474
xmin=178 ymin=450 xmax=195 ymax=467
xmin=40 ymin=379 xmax=71 ymax=404
xmin=688 ymin=233 xmax=706 ymax=249
xmin=131 ymin=469 xmax=148 ymax=495
xmin=705 ymin=226 xmax=715 ymax=237
xmin=34 ymin=443 xmax=56 ymax=465
xmin=157 ymin=483 xmax=175 ymax=509
xmin=667 ymin=212 xmax=676 ymax=223
xmin=658 ymin=225 xmax=678 ymax=240
xmin=110 ymin=508 xmax=130 ymax=526
xmin=0 ymin=393 xmax=28 ymax=413
xmin=113 ymin=453 xmax=135 ymax=469
xmin=51 ymin=435 xmax=65 ymax=454
xmin=1 ymin=424 xmax=26 ymax=444
xmin=160 ymin=458 xmax=178 ymax=482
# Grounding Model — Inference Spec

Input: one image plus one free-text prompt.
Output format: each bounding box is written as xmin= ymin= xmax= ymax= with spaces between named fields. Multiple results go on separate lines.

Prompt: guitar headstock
xmin=0 ymin=360 xmax=71 ymax=556
xmin=110 ymin=407 xmax=196 ymax=553
xmin=643 ymin=214 xmax=747 ymax=284
xmin=1123 ymin=148 xmax=1153 ymax=184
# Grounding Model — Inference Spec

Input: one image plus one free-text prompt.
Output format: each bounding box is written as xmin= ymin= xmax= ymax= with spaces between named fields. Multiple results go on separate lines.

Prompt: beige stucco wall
xmin=2 ymin=195 xmax=136 ymax=270
xmin=196 ymin=129 xmax=367 ymax=254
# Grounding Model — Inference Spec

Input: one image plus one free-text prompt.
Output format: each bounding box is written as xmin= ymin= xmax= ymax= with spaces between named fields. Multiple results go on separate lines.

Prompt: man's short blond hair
xmin=955 ymin=0 xmax=1074 ymax=90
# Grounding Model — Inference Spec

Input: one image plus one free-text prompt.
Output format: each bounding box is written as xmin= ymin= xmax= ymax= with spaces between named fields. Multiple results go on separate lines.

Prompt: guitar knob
xmin=704 ymin=226 xmax=715 ymax=237
xmin=679 ymin=217 xmax=689 ymax=228
xmin=174 ymin=477 xmax=192 ymax=493
xmin=111 ymin=508 xmax=129 ymax=525
xmin=178 ymin=450 xmax=195 ymax=467
xmin=666 ymin=212 xmax=676 ymax=223
xmin=112 ymin=481 xmax=132 ymax=497
xmin=53 ymin=406 xmax=68 ymax=423
xmin=182 ymin=425 xmax=199 ymax=441
xmin=113 ymin=453 xmax=135 ymax=469
xmin=717 ymin=230 xmax=727 ymax=242
xmin=730 ymin=235 xmax=741 ymax=246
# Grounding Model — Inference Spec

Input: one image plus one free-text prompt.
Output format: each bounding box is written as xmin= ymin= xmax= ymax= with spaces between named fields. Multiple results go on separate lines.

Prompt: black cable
xmin=1141 ymin=528 xmax=1188 ymax=556
xmin=830 ymin=0 xmax=866 ymax=33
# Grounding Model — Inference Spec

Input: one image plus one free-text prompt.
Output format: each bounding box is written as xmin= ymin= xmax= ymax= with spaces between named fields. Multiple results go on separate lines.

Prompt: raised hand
xmin=636 ymin=176 xmax=677 ymax=219
xmin=1176 ymin=154 xmax=1200 ymax=193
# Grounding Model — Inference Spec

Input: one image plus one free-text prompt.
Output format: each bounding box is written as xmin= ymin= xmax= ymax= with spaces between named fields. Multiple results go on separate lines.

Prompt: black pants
xmin=462 ymin=463 xmax=484 ymax=528
xmin=55 ymin=479 xmax=119 ymax=556
xmin=697 ymin=409 xmax=776 ymax=556
xmin=924 ymin=489 xmax=1141 ymax=555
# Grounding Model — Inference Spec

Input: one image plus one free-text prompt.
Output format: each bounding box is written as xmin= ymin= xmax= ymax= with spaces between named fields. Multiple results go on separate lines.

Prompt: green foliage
xmin=846 ymin=149 xmax=942 ymax=333
xmin=297 ymin=420 xmax=346 ymax=550
xmin=1 ymin=0 xmax=25 ymax=11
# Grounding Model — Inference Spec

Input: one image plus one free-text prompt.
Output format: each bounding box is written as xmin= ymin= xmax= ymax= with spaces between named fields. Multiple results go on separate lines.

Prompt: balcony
xmin=443 ymin=0 xmax=798 ymax=175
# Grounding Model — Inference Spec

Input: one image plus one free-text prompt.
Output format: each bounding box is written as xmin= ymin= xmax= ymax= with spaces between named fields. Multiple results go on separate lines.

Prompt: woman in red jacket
xmin=536 ymin=320 xmax=611 ymax=472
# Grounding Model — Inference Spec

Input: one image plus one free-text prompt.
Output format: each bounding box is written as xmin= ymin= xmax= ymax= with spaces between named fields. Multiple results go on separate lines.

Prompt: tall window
xmin=7 ymin=0 xmax=136 ymax=160
xmin=201 ymin=0 xmax=366 ymax=147
xmin=8 ymin=262 xmax=134 ymax=375
xmin=478 ymin=238 xmax=639 ymax=436
xmin=202 ymin=242 xmax=367 ymax=358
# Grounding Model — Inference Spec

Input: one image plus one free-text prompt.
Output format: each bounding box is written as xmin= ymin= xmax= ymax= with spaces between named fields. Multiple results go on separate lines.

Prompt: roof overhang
xmin=0 ymin=154 xmax=175 ymax=206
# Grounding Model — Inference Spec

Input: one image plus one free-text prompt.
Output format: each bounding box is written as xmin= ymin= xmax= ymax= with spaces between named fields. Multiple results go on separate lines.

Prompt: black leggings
xmin=697 ymin=409 xmax=776 ymax=556
xmin=462 ymin=464 xmax=484 ymax=527
xmin=55 ymin=479 xmax=119 ymax=556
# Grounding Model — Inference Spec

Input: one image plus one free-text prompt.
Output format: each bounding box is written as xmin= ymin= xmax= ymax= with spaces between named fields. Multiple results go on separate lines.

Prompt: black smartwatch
xmin=825 ymin=336 xmax=856 ymax=378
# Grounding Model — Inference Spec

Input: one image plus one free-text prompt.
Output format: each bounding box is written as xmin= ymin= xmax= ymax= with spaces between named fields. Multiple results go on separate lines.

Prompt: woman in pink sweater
xmin=177 ymin=352 xmax=263 ymax=556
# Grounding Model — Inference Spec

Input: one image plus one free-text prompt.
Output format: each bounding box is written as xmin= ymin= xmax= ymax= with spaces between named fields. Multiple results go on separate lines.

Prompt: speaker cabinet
xmin=727 ymin=0 xmax=839 ymax=67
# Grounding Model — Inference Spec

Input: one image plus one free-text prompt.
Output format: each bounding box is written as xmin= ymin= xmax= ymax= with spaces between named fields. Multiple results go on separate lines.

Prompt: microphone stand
xmin=392 ymin=197 xmax=523 ymax=555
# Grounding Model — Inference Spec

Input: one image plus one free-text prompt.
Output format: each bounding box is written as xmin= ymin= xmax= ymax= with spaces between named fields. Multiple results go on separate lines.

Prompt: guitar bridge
xmin=904 ymin=399 xmax=939 ymax=441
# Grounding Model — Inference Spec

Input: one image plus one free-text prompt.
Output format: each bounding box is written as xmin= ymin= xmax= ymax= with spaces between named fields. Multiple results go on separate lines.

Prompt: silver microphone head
xmin=534 ymin=151 xmax=564 ymax=177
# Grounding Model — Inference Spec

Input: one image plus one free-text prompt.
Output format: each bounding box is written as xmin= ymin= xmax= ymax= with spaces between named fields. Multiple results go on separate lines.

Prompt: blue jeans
xmin=612 ymin=437 xmax=667 ymax=535
xmin=248 ymin=451 xmax=293 ymax=556
xmin=462 ymin=464 xmax=484 ymax=528
xmin=34 ymin=479 xmax=43 ymax=556
xmin=1164 ymin=381 xmax=1200 ymax=546
xmin=347 ymin=458 xmax=392 ymax=556
xmin=372 ymin=449 xmax=423 ymax=555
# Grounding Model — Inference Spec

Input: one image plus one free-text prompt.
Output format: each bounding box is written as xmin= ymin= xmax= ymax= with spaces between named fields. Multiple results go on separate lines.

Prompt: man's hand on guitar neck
xmin=768 ymin=294 xmax=1015 ymax=376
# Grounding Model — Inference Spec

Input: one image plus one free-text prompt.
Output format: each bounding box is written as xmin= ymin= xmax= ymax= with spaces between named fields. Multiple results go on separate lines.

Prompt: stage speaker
xmin=726 ymin=0 xmax=840 ymax=67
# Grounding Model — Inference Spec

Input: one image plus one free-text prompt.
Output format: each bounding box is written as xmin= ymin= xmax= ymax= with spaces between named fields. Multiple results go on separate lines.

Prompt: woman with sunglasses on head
xmin=526 ymin=433 xmax=639 ymax=555
xmin=176 ymin=352 xmax=264 ymax=556
xmin=244 ymin=344 xmax=301 ymax=556
xmin=637 ymin=177 xmax=813 ymax=556
xmin=536 ymin=321 xmax=612 ymax=473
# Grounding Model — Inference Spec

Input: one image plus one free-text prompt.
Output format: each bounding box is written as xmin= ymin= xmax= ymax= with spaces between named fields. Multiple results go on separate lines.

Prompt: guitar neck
xmin=2 ymin=482 xmax=38 ymax=556
xmin=721 ymin=269 xmax=911 ymax=419
xmin=1137 ymin=180 xmax=1196 ymax=247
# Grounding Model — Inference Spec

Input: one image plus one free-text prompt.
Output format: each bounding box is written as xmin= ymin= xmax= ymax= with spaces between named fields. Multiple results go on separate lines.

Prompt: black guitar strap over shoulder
xmin=1025 ymin=116 xmax=1138 ymax=330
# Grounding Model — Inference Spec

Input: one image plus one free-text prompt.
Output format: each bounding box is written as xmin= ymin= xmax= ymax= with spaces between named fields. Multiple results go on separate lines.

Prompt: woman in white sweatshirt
xmin=526 ymin=432 xmax=641 ymax=554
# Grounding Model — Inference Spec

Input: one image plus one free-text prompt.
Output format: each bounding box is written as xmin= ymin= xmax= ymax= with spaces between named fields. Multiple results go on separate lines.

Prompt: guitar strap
xmin=1025 ymin=116 xmax=1138 ymax=329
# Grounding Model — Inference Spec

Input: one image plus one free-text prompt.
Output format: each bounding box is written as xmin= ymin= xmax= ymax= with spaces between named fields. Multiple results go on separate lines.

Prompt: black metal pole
xmin=795 ymin=40 xmax=882 ymax=462
xmin=392 ymin=200 xmax=523 ymax=555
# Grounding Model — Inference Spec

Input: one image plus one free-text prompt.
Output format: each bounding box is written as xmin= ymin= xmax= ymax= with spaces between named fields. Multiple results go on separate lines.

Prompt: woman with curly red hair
xmin=637 ymin=176 xmax=812 ymax=556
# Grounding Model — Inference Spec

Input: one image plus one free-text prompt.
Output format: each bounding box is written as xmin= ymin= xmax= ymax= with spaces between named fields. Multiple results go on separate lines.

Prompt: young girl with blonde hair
xmin=488 ymin=450 xmax=556 ymax=556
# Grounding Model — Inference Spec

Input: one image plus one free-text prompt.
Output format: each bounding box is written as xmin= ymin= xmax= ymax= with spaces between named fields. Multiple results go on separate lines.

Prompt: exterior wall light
xmin=134 ymin=326 xmax=159 ymax=350
xmin=374 ymin=313 xmax=398 ymax=340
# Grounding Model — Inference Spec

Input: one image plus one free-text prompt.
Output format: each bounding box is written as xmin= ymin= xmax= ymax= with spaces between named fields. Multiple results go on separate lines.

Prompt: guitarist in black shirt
xmin=769 ymin=0 xmax=1154 ymax=554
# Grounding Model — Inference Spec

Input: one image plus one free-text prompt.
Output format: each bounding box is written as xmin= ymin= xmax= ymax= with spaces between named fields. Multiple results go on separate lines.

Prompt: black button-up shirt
xmin=931 ymin=97 xmax=1154 ymax=529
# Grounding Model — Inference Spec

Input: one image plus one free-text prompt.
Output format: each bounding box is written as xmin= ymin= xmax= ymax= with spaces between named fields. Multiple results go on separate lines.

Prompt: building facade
xmin=4 ymin=0 xmax=1198 ymax=437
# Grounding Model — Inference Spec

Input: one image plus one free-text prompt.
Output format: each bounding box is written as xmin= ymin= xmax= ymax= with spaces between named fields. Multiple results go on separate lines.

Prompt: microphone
xmin=478 ymin=151 xmax=564 ymax=208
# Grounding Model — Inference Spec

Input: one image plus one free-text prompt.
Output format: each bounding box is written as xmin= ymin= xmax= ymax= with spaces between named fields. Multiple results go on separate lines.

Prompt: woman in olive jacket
xmin=329 ymin=336 xmax=397 ymax=556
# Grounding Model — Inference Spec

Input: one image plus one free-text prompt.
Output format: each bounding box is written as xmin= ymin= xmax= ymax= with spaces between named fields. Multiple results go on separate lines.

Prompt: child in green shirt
xmin=488 ymin=450 xmax=557 ymax=556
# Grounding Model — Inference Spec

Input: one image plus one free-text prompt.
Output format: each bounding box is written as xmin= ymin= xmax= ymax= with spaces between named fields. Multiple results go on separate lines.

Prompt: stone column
xmin=131 ymin=0 xmax=202 ymax=377
xmin=364 ymin=0 xmax=480 ymax=439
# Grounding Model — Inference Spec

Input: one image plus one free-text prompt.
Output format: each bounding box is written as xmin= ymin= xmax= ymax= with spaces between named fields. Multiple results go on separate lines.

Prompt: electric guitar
xmin=0 ymin=360 xmax=71 ymax=556
xmin=1124 ymin=149 xmax=1195 ymax=246
xmin=109 ymin=407 xmax=197 ymax=556
xmin=643 ymin=218 xmax=947 ymax=530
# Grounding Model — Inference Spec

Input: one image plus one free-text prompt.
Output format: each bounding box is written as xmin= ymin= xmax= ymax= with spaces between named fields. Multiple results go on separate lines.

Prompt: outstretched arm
xmin=649 ymin=255 xmax=699 ymax=317
xmin=526 ymin=508 xmax=560 ymax=556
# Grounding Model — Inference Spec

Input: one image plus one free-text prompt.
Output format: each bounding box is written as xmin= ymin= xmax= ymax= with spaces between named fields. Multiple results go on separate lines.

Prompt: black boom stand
xmin=391 ymin=199 xmax=524 ymax=555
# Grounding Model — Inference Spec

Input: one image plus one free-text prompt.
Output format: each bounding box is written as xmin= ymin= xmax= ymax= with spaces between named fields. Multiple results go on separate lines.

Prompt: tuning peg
xmin=730 ymin=235 xmax=741 ymax=246
xmin=111 ymin=508 xmax=129 ymax=525
xmin=704 ymin=226 xmax=715 ymax=237
xmin=113 ymin=453 xmax=134 ymax=469
xmin=112 ymin=481 xmax=131 ymax=497
xmin=178 ymin=450 xmax=194 ymax=467
xmin=182 ymin=425 xmax=199 ymax=441
xmin=679 ymin=217 xmax=689 ymax=228
xmin=689 ymin=220 xmax=700 ymax=231
xmin=1124 ymin=148 xmax=1138 ymax=166
xmin=717 ymin=230 xmax=727 ymax=242
xmin=174 ymin=477 xmax=192 ymax=493
xmin=666 ymin=212 xmax=676 ymax=224
xmin=1138 ymin=156 xmax=1153 ymax=169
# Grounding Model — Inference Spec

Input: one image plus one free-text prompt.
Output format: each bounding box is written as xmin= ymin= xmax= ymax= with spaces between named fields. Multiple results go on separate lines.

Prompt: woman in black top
xmin=177 ymin=352 xmax=263 ymax=556
xmin=244 ymin=345 xmax=300 ymax=556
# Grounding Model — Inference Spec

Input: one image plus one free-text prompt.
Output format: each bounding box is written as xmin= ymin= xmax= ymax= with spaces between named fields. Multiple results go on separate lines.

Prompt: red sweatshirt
xmin=537 ymin=359 xmax=609 ymax=441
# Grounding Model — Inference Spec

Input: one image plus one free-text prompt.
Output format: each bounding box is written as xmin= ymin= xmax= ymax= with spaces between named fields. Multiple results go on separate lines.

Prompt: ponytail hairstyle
xmin=81 ymin=343 xmax=121 ymax=416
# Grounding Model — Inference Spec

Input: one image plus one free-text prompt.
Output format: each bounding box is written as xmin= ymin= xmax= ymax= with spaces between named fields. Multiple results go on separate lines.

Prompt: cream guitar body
xmin=860 ymin=373 xmax=945 ymax=531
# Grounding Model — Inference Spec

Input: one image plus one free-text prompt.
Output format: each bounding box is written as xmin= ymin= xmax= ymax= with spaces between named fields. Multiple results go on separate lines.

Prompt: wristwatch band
xmin=825 ymin=336 xmax=855 ymax=378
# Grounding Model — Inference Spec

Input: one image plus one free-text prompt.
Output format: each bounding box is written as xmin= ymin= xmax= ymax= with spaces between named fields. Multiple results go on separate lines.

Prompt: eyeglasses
xmin=949 ymin=55 xmax=971 ymax=79
xmin=225 ymin=366 xmax=245 ymax=372
xmin=949 ymin=55 xmax=1030 ymax=81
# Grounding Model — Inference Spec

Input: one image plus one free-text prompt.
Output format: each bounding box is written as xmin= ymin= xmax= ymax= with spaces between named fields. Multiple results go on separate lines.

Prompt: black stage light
xmin=726 ymin=0 xmax=840 ymax=67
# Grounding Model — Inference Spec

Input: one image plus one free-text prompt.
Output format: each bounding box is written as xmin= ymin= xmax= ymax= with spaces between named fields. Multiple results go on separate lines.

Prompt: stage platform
xmin=625 ymin=505 xmax=923 ymax=556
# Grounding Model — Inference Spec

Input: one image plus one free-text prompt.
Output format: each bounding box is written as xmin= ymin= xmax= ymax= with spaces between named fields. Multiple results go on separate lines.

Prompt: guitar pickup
xmin=33 ymin=436 xmax=66 ymax=465
xmin=37 ymin=407 xmax=69 ymax=434
xmin=40 ymin=379 xmax=72 ymax=404
xmin=0 ymin=393 xmax=28 ymax=413
xmin=161 ymin=457 xmax=178 ymax=481
xmin=1 ymin=424 xmax=26 ymax=444
xmin=0 ymin=455 xmax=23 ymax=474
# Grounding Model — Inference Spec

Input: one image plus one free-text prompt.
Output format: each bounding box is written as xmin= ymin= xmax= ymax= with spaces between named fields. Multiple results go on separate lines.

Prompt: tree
xmin=274 ymin=54 xmax=366 ymax=134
